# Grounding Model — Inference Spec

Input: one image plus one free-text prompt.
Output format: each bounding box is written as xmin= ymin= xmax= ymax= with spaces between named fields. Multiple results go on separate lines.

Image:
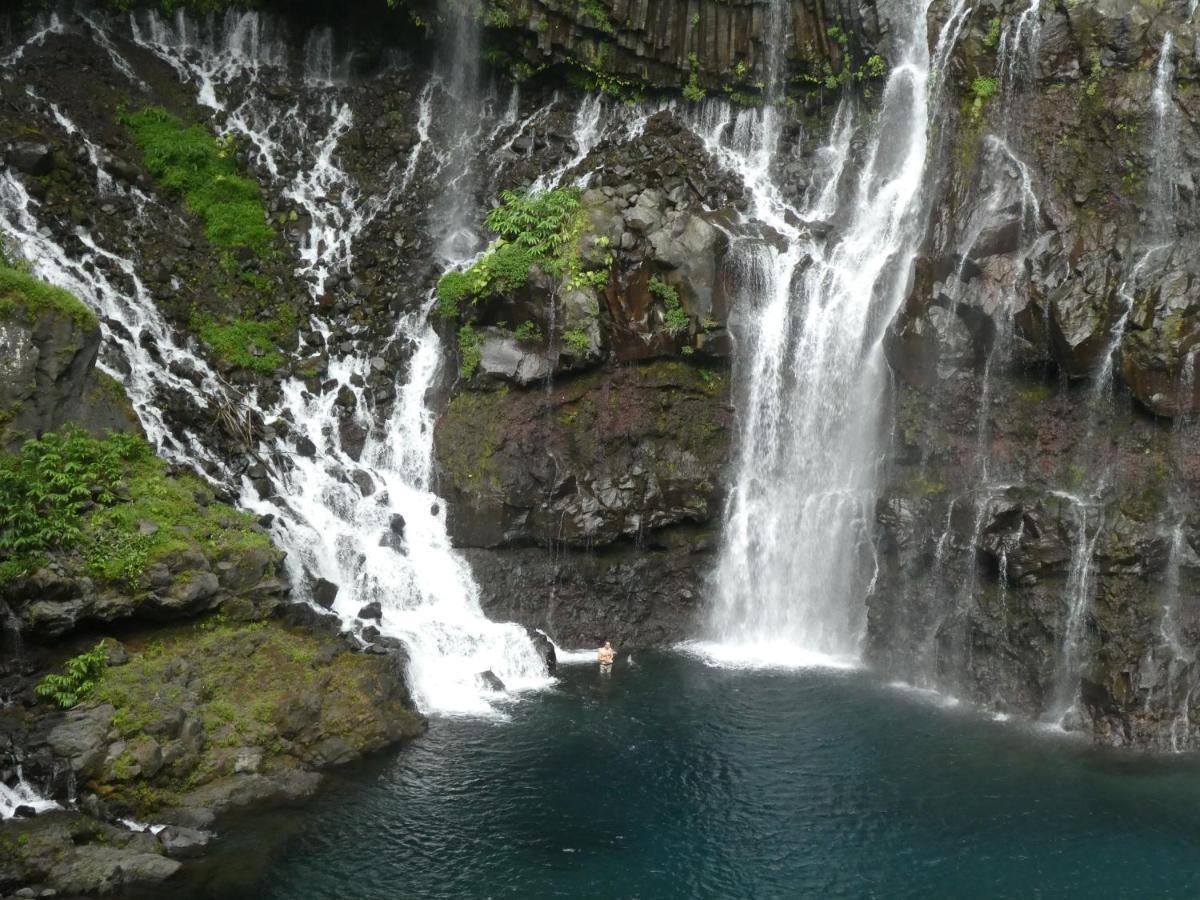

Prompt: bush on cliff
xmin=434 ymin=187 xmax=588 ymax=317
xmin=0 ymin=429 xmax=272 ymax=587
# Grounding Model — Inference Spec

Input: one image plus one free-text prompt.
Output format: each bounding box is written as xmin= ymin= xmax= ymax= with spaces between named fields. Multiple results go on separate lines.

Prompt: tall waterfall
xmin=693 ymin=0 xmax=953 ymax=668
xmin=0 ymin=9 xmax=549 ymax=716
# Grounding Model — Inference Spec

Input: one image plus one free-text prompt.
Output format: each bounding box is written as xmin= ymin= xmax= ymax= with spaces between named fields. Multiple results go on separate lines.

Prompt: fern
xmin=36 ymin=644 xmax=108 ymax=709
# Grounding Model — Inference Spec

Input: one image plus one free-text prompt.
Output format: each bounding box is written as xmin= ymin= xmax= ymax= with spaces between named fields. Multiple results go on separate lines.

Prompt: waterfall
xmin=689 ymin=0 xmax=954 ymax=668
xmin=1149 ymin=33 xmax=1179 ymax=241
xmin=0 ymin=768 xmax=61 ymax=820
xmin=1 ymin=10 xmax=550 ymax=716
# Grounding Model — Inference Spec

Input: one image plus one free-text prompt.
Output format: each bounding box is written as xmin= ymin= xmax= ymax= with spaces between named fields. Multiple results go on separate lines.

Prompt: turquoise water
xmin=219 ymin=654 xmax=1200 ymax=898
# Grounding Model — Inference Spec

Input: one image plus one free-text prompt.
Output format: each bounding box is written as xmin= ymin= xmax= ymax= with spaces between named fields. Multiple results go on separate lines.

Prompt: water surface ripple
xmin=224 ymin=655 xmax=1200 ymax=898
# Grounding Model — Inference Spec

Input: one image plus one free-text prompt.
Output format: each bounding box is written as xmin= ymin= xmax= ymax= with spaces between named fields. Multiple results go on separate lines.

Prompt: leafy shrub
xmin=0 ymin=429 xmax=271 ymax=587
xmin=514 ymin=320 xmax=543 ymax=342
xmin=121 ymin=106 xmax=274 ymax=256
xmin=0 ymin=429 xmax=145 ymax=558
xmin=562 ymin=328 xmax=592 ymax=354
xmin=434 ymin=187 xmax=584 ymax=317
xmin=580 ymin=0 xmax=615 ymax=33
xmin=36 ymin=644 xmax=108 ymax=709
xmin=484 ymin=188 xmax=582 ymax=275
xmin=971 ymin=76 xmax=999 ymax=101
xmin=650 ymin=276 xmax=690 ymax=334
xmin=982 ymin=17 xmax=1002 ymax=50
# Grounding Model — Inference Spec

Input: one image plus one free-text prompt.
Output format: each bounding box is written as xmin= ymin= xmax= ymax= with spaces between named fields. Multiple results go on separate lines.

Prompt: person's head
xmin=604 ymin=640 xmax=612 ymax=648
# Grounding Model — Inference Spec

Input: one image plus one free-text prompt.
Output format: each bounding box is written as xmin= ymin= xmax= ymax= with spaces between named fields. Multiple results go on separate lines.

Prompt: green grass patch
xmin=120 ymin=105 xmax=274 ymax=256
xmin=195 ymin=316 xmax=287 ymax=372
xmin=0 ymin=266 xmax=96 ymax=329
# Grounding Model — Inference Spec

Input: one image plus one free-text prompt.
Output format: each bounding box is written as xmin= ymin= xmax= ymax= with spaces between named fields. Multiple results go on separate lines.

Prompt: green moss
xmin=982 ymin=16 xmax=1002 ymax=50
xmin=435 ymin=388 xmax=508 ymax=493
xmin=909 ymin=473 xmax=947 ymax=497
xmin=121 ymin=106 xmax=274 ymax=256
xmin=1018 ymin=384 xmax=1054 ymax=404
xmin=84 ymin=446 xmax=272 ymax=587
xmin=90 ymin=614 xmax=422 ymax=816
xmin=0 ymin=266 xmax=96 ymax=329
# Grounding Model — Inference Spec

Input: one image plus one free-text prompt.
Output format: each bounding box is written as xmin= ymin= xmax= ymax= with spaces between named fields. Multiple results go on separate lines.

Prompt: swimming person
xmin=598 ymin=640 xmax=615 ymax=673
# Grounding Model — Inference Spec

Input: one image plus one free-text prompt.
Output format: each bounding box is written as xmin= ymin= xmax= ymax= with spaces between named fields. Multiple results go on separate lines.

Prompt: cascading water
xmin=1149 ymin=33 xmax=1179 ymax=242
xmin=1 ymin=9 xmax=550 ymax=716
xmin=130 ymin=8 xmax=550 ymax=714
xmin=1042 ymin=37 xmax=1182 ymax=726
xmin=692 ymin=0 xmax=954 ymax=668
xmin=0 ymin=769 xmax=61 ymax=820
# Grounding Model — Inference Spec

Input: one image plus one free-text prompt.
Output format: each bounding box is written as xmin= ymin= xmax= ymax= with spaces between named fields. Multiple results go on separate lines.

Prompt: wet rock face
xmin=0 ymin=303 xmax=139 ymax=452
xmin=436 ymin=361 xmax=730 ymax=551
xmin=488 ymin=0 xmax=881 ymax=93
xmin=872 ymin=0 xmax=1200 ymax=748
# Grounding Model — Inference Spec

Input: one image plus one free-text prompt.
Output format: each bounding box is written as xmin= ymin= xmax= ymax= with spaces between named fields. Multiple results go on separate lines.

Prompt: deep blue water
xmin=214 ymin=654 xmax=1200 ymax=899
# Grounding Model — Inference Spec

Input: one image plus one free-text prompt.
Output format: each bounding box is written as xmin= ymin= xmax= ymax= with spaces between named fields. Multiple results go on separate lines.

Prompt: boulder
xmin=477 ymin=670 xmax=505 ymax=691
xmin=5 ymin=140 xmax=54 ymax=175
xmin=311 ymin=578 xmax=339 ymax=609
xmin=476 ymin=328 xmax=553 ymax=385
xmin=358 ymin=601 xmax=382 ymax=621
xmin=157 ymin=824 xmax=212 ymax=859
xmin=46 ymin=704 xmax=116 ymax=779
xmin=528 ymin=629 xmax=557 ymax=674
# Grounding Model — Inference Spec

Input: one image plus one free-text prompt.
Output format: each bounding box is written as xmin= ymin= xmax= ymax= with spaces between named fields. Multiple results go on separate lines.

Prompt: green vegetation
xmin=968 ymin=75 xmax=1000 ymax=119
xmin=458 ymin=324 xmax=482 ymax=378
xmin=88 ymin=614 xmax=421 ymax=816
xmin=195 ymin=315 xmax=289 ymax=372
xmin=1085 ymin=49 xmax=1103 ymax=98
xmin=435 ymin=187 xmax=600 ymax=318
xmin=562 ymin=328 xmax=592 ymax=354
xmin=0 ymin=429 xmax=142 ymax=558
xmin=683 ymin=51 xmax=706 ymax=102
xmin=121 ymin=106 xmax=274 ymax=257
xmin=514 ymin=320 xmax=543 ymax=342
xmin=982 ymin=16 xmax=1002 ymax=50
xmin=581 ymin=0 xmax=615 ymax=34
xmin=0 ymin=428 xmax=272 ymax=589
xmin=35 ymin=644 xmax=107 ymax=709
xmin=650 ymin=276 xmax=690 ymax=334
xmin=484 ymin=3 xmax=510 ymax=27
xmin=0 ymin=266 xmax=97 ymax=329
